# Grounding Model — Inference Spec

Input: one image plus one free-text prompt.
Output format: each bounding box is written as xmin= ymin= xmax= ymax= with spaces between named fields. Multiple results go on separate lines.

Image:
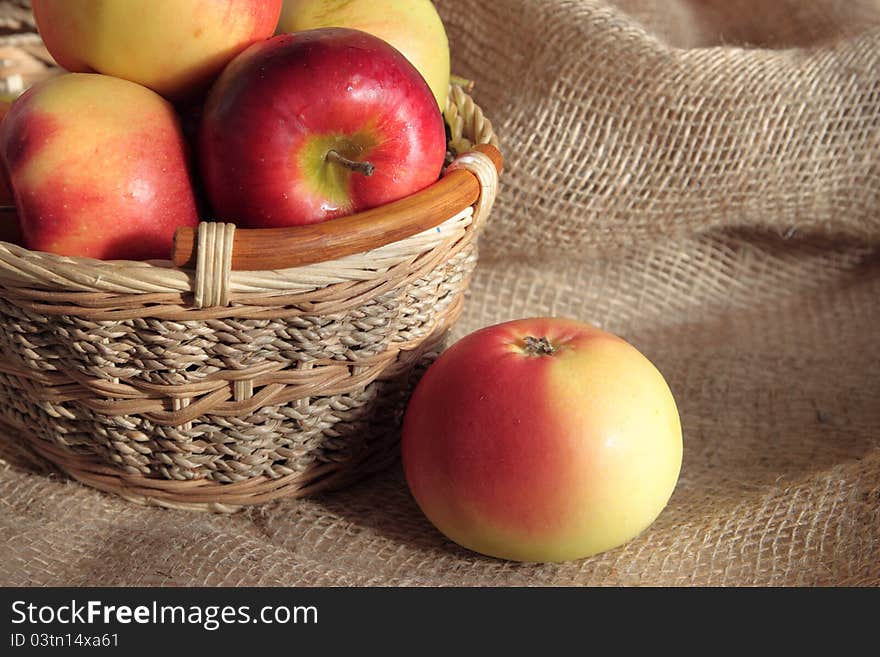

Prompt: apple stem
xmin=326 ymin=149 xmax=375 ymax=177
xmin=523 ymin=336 xmax=556 ymax=356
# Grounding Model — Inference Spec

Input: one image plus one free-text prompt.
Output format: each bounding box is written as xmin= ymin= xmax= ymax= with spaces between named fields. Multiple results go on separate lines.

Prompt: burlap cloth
xmin=1 ymin=0 xmax=878 ymax=586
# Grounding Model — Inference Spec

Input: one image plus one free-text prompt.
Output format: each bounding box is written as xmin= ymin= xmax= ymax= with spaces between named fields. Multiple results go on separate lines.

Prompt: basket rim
xmin=0 ymin=87 xmax=499 ymax=299
xmin=170 ymin=143 xmax=502 ymax=272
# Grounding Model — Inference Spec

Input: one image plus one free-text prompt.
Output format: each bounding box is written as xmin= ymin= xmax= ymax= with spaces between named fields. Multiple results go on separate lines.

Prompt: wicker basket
xmin=0 ymin=19 xmax=501 ymax=512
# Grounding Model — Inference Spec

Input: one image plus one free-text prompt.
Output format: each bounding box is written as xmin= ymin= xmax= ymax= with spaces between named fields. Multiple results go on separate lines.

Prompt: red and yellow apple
xmin=402 ymin=317 xmax=683 ymax=563
xmin=31 ymin=0 xmax=283 ymax=99
xmin=0 ymin=73 xmax=200 ymax=260
xmin=199 ymin=28 xmax=447 ymax=228
xmin=278 ymin=0 xmax=451 ymax=110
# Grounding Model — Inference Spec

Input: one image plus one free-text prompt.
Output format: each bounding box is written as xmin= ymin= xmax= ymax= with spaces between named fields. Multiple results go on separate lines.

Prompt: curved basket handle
xmin=171 ymin=144 xmax=503 ymax=273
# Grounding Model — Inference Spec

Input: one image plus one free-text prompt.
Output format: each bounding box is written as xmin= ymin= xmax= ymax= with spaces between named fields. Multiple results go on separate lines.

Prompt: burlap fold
xmin=1 ymin=0 xmax=878 ymax=586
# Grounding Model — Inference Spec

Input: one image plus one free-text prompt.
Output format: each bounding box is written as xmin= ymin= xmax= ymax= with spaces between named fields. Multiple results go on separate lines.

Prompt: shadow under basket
xmin=0 ymin=86 xmax=501 ymax=512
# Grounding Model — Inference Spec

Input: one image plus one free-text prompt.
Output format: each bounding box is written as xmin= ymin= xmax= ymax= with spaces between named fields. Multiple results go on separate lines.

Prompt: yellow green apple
xmin=0 ymin=73 xmax=200 ymax=260
xmin=31 ymin=0 xmax=283 ymax=99
xmin=277 ymin=0 xmax=450 ymax=109
xmin=402 ymin=317 xmax=683 ymax=563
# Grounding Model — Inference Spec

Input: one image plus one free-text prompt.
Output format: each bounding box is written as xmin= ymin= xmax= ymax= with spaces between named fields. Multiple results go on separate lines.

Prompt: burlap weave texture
xmin=1 ymin=0 xmax=878 ymax=586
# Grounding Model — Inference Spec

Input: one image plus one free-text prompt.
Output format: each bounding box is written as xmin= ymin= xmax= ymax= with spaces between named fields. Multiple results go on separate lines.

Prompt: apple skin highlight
xmin=402 ymin=318 xmax=683 ymax=563
xmin=198 ymin=28 xmax=447 ymax=228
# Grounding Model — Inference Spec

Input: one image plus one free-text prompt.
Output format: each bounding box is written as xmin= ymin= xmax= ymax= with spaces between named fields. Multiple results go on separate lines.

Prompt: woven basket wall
xmin=0 ymin=15 xmax=500 ymax=512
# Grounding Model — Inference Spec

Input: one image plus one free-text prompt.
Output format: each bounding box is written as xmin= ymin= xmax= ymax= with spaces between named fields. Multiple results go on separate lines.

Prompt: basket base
xmin=0 ymin=415 xmax=402 ymax=513
xmin=0 ymin=304 xmax=463 ymax=512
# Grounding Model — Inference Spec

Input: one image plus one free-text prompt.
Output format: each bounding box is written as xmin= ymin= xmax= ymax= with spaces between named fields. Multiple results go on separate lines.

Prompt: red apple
xmin=31 ymin=0 xmax=282 ymax=100
xmin=402 ymin=318 xmax=683 ymax=563
xmin=0 ymin=73 xmax=200 ymax=260
xmin=198 ymin=28 xmax=447 ymax=227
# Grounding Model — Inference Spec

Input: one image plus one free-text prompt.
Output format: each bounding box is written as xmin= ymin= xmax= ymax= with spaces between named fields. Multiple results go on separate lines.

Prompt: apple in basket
xmin=401 ymin=318 xmax=683 ymax=563
xmin=0 ymin=73 xmax=200 ymax=260
xmin=30 ymin=0 xmax=283 ymax=99
xmin=277 ymin=0 xmax=451 ymax=110
xmin=198 ymin=28 xmax=447 ymax=228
